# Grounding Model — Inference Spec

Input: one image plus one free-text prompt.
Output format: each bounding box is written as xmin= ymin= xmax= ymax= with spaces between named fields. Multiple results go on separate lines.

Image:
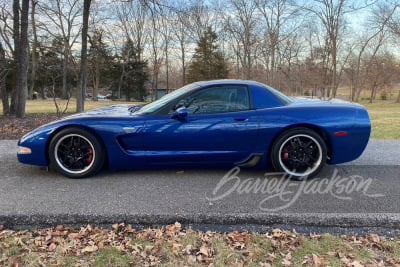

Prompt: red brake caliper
xmin=86 ymin=148 xmax=93 ymax=163
xmin=282 ymin=148 xmax=289 ymax=160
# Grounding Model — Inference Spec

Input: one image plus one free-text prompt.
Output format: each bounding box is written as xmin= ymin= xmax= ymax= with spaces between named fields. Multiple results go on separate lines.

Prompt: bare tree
xmin=303 ymin=0 xmax=348 ymax=98
xmin=225 ymin=0 xmax=258 ymax=79
xmin=254 ymin=0 xmax=301 ymax=87
xmin=351 ymin=31 xmax=388 ymax=102
xmin=0 ymin=3 xmax=12 ymax=114
xmin=172 ymin=5 xmax=193 ymax=86
xmin=304 ymin=0 xmax=382 ymax=99
xmin=344 ymin=2 xmax=395 ymax=102
xmin=160 ymin=11 xmax=173 ymax=90
xmin=113 ymin=1 xmax=149 ymax=98
xmin=363 ymin=52 xmax=397 ymax=103
xmin=187 ymin=0 xmax=217 ymax=42
xmin=77 ymin=0 xmax=91 ymax=112
xmin=29 ymin=0 xmax=38 ymax=100
xmin=148 ymin=7 xmax=164 ymax=94
xmin=37 ymin=0 xmax=82 ymax=99
xmin=382 ymin=2 xmax=400 ymax=102
xmin=3 ymin=0 xmax=398 ymax=109
xmin=0 ymin=43 xmax=8 ymax=115
xmin=277 ymin=34 xmax=303 ymax=95
xmin=114 ymin=0 xmax=148 ymax=61
xmin=88 ymin=29 xmax=105 ymax=101
xmin=11 ymin=0 xmax=29 ymax=118
xmin=0 ymin=2 xmax=14 ymax=55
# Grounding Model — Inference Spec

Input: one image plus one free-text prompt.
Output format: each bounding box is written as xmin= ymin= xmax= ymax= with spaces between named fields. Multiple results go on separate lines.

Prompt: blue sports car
xmin=17 ymin=80 xmax=371 ymax=179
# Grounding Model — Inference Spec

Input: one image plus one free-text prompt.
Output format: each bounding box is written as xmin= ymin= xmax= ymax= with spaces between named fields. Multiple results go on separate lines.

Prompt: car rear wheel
xmin=271 ymin=128 xmax=327 ymax=180
xmin=49 ymin=127 xmax=105 ymax=178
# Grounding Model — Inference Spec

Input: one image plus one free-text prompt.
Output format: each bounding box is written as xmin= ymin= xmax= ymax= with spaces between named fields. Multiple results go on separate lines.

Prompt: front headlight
xmin=18 ymin=146 xmax=32 ymax=154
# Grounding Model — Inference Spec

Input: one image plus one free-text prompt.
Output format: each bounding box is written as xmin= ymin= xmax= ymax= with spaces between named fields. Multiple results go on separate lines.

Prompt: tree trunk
xmin=180 ymin=38 xmax=185 ymax=86
xmin=369 ymin=83 xmax=378 ymax=104
xmin=29 ymin=0 xmax=38 ymax=100
xmin=396 ymin=90 xmax=400 ymax=103
xmin=77 ymin=0 xmax=91 ymax=112
xmin=165 ymin=39 xmax=169 ymax=90
xmin=331 ymin=42 xmax=338 ymax=99
xmin=93 ymin=63 xmax=99 ymax=101
xmin=11 ymin=0 xmax=21 ymax=115
xmin=0 ymin=43 xmax=9 ymax=115
xmin=16 ymin=0 xmax=29 ymax=118
xmin=11 ymin=0 xmax=29 ymax=117
xmin=62 ymin=41 xmax=69 ymax=99
xmin=118 ymin=61 xmax=126 ymax=100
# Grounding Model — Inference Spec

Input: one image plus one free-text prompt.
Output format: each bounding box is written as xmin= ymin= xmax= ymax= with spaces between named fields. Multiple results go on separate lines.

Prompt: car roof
xmin=192 ymin=79 xmax=266 ymax=88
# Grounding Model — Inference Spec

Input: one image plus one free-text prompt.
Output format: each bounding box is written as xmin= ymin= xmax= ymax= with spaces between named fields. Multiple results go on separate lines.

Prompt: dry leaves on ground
xmin=0 ymin=114 xmax=61 ymax=140
xmin=0 ymin=223 xmax=399 ymax=266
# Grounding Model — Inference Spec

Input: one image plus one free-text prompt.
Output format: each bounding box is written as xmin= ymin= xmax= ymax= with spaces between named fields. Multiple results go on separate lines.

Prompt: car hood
xmin=19 ymin=104 xmax=146 ymax=143
xmin=64 ymin=104 xmax=144 ymax=119
xmin=31 ymin=104 xmax=144 ymax=131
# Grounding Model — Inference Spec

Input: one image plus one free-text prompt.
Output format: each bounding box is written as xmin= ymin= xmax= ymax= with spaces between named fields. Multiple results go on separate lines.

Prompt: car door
xmin=142 ymin=85 xmax=260 ymax=167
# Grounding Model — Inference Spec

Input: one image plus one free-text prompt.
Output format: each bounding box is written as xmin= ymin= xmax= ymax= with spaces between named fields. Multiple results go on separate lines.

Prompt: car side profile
xmin=17 ymin=80 xmax=371 ymax=179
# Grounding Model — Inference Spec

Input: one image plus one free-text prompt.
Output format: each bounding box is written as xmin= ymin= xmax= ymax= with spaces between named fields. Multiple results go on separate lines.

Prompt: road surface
xmin=0 ymin=139 xmax=399 ymax=231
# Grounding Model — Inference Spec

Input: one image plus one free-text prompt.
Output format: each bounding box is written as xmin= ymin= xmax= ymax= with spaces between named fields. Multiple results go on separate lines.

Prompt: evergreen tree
xmin=187 ymin=27 xmax=228 ymax=83
xmin=119 ymin=39 xmax=148 ymax=101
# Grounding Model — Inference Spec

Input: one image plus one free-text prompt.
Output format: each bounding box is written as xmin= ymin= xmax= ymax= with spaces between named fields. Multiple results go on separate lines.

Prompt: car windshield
xmin=134 ymin=83 xmax=200 ymax=114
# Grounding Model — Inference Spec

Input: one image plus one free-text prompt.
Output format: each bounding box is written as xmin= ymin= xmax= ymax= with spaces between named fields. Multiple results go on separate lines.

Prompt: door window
xmin=176 ymin=86 xmax=250 ymax=114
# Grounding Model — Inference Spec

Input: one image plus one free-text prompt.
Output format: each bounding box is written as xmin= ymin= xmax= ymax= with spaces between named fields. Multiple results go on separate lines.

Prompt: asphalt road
xmin=0 ymin=139 xmax=399 ymax=230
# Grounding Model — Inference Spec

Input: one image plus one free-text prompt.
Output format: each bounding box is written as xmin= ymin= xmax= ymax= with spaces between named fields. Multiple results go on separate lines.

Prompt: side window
xmin=176 ymin=86 xmax=250 ymax=114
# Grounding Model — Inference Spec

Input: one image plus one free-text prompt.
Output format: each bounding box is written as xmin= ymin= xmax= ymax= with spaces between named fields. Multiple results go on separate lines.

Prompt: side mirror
xmin=171 ymin=107 xmax=188 ymax=121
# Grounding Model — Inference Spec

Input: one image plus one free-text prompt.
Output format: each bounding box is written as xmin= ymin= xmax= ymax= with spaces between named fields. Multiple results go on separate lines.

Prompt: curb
xmin=2 ymin=213 xmax=400 ymax=230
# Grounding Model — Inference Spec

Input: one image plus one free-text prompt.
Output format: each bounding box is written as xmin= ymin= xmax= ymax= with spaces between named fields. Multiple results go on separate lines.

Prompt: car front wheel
xmin=49 ymin=127 xmax=105 ymax=178
xmin=271 ymin=128 xmax=327 ymax=180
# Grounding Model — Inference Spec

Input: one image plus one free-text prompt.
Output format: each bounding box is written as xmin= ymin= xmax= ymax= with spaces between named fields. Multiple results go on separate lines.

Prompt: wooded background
xmin=1 ymin=0 xmax=400 ymax=117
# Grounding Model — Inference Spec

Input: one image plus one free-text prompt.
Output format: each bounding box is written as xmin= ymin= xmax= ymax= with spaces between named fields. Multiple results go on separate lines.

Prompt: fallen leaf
xmin=166 ymin=222 xmax=182 ymax=235
xmin=188 ymin=255 xmax=197 ymax=263
xmin=344 ymin=243 xmax=354 ymax=251
xmin=312 ymin=253 xmax=327 ymax=266
xmin=81 ymin=245 xmax=98 ymax=253
xmin=172 ymin=242 xmax=182 ymax=255
xmin=282 ymin=252 xmax=292 ymax=266
xmin=272 ymin=229 xmax=283 ymax=238
xmin=183 ymin=244 xmax=195 ymax=255
xmin=369 ymin=234 xmax=380 ymax=244
xmin=350 ymin=260 xmax=364 ymax=267
xmin=267 ymin=252 xmax=276 ymax=263
xmin=310 ymin=233 xmax=322 ymax=239
xmin=144 ymin=245 xmax=154 ymax=253
xmin=112 ymin=223 xmax=122 ymax=232
xmin=47 ymin=242 xmax=57 ymax=252
xmin=199 ymin=245 xmax=209 ymax=256
xmin=326 ymin=251 xmax=336 ymax=256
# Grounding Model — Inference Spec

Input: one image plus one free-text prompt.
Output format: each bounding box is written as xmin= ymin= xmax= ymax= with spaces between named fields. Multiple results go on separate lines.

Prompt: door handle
xmin=234 ymin=118 xmax=248 ymax=122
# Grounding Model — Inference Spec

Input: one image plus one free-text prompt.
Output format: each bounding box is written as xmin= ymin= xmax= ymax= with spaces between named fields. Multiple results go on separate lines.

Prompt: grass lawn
xmin=362 ymin=101 xmax=400 ymax=140
xmin=1 ymin=98 xmax=400 ymax=140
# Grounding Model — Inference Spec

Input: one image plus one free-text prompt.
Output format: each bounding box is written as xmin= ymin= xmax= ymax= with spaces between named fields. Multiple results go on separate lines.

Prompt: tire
xmin=270 ymin=128 xmax=327 ymax=180
xmin=49 ymin=127 xmax=105 ymax=178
